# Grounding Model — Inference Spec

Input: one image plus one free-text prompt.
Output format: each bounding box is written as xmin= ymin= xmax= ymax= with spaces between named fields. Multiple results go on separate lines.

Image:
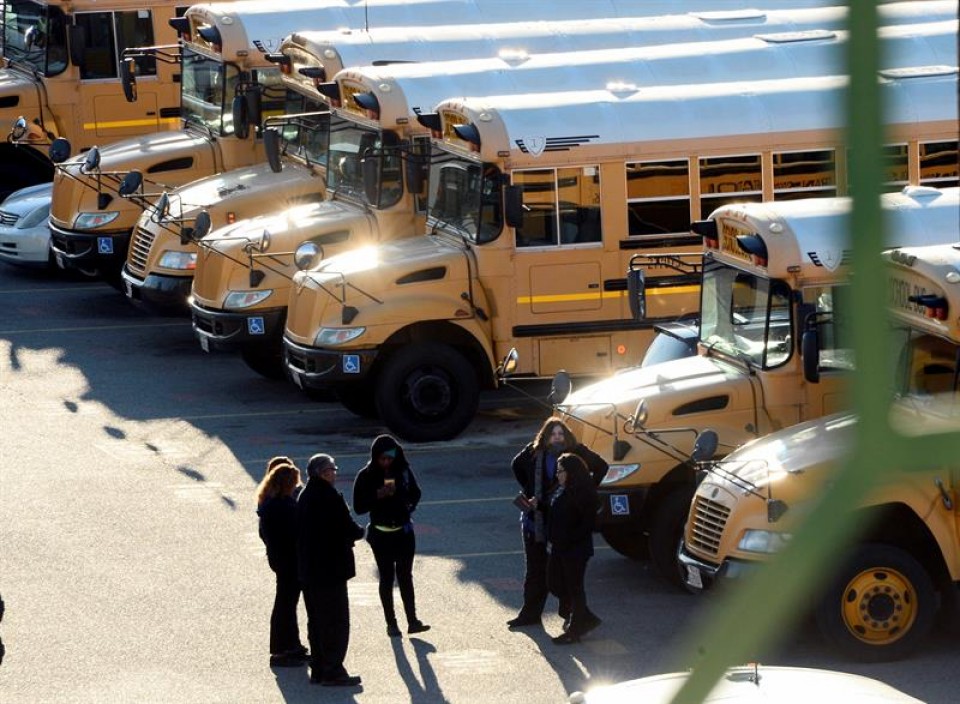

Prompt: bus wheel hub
xmin=841 ymin=567 xmax=914 ymax=643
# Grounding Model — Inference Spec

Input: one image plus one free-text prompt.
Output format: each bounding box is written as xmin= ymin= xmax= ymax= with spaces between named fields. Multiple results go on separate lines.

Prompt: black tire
xmin=815 ymin=543 xmax=937 ymax=662
xmin=600 ymin=525 xmax=645 ymax=561
xmin=374 ymin=342 xmax=479 ymax=442
xmin=335 ymin=381 xmax=379 ymax=419
xmin=240 ymin=343 xmax=286 ymax=380
xmin=648 ymin=487 xmax=695 ymax=589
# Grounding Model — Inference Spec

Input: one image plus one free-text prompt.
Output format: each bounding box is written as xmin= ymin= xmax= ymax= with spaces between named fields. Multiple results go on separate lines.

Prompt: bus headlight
xmin=315 ymin=327 xmax=366 ymax=346
xmin=158 ymin=250 xmax=197 ymax=270
xmin=601 ymin=464 xmax=640 ymax=485
xmin=74 ymin=211 xmax=119 ymax=229
xmin=223 ymin=289 xmax=273 ymax=310
xmin=737 ymin=529 xmax=792 ymax=554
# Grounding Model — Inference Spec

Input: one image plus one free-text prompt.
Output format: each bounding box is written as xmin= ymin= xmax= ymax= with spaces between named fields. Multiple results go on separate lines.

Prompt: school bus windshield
xmin=699 ymin=259 xmax=794 ymax=369
xmin=426 ymin=154 xmax=502 ymax=244
xmin=180 ymin=47 xmax=241 ymax=135
xmin=2 ymin=0 xmax=68 ymax=76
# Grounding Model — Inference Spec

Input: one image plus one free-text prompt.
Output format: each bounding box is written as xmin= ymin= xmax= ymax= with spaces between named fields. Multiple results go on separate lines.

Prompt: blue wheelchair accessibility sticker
xmin=342 ymin=354 xmax=361 ymax=374
xmin=610 ymin=495 xmax=630 ymax=516
xmin=97 ymin=237 xmax=114 ymax=255
xmin=246 ymin=316 xmax=265 ymax=335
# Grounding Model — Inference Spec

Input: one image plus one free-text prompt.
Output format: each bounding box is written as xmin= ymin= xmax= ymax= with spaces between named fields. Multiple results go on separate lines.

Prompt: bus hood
xmin=558 ymin=355 xmax=758 ymax=465
xmin=193 ymin=199 xmax=372 ymax=307
xmin=50 ymin=130 xmax=217 ymax=233
xmin=285 ymin=234 xmax=467 ymax=345
xmin=0 ymin=69 xmax=41 ymax=123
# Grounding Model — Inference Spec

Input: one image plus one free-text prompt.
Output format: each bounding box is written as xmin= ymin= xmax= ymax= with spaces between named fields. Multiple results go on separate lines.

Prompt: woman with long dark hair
xmin=507 ymin=416 xmax=607 ymax=628
xmin=547 ymin=452 xmax=601 ymax=644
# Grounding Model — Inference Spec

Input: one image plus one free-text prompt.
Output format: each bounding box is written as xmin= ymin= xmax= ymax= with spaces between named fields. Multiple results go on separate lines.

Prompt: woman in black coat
xmin=353 ymin=434 xmax=429 ymax=637
xmin=507 ymin=416 xmax=607 ymax=628
xmin=256 ymin=457 xmax=306 ymax=666
xmin=547 ymin=452 xmax=602 ymax=644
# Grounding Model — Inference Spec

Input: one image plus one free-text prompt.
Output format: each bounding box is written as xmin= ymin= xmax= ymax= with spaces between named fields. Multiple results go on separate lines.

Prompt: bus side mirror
xmin=548 ymin=370 xmax=572 ymax=405
xmin=263 ymin=128 xmax=282 ymax=173
xmin=362 ymin=153 xmax=380 ymax=205
xmin=118 ymin=170 xmax=143 ymax=196
xmin=802 ymin=328 xmax=820 ymax=384
xmin=120 ymin=58 xmax=138 ymax=102
xmin=691 ymin=429 xmax=719 ymax=463
xmin=193 ymin=210 xmax=212 ymax=240
xmin=405 ymin=153 xmax=426 ymax=197
xmin=67 ymin=25 xmax=86 ymax=67
xmin=232 ymin=95 xmax=250 ymax=140
xmin=504 ymin=185 xmax=523 ymax=228
xmin=49 ymin=138 xmax=71 ymax=163
xmin=498 ymin=348 xmax=519 ymax=380
xmin=627 ymin=268 xmax=647 ymax=320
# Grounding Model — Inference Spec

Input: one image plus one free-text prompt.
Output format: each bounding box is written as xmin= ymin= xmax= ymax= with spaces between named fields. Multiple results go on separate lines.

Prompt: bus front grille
xmin=127 ymin=226 xmax=156 ymax=274
xmin=689 ymin=495 xmax=730 ymax=557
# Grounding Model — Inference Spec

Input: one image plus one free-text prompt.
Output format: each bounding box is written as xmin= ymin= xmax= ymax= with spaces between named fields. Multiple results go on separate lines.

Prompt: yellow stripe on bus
xmin=516 ymin=285 xmax=699 ymax=305
xmin=83 ymin=117 xmax=180 ymax=130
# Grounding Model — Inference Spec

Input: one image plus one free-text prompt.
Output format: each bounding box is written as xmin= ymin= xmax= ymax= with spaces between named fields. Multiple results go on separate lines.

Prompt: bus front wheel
xmin=374 ymin=342 xmax=479 ymax=442
xmin=815 ymin=543 xmax=936 ymax=662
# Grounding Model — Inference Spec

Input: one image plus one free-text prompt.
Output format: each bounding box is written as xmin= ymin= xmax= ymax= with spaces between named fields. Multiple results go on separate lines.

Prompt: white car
xmin=569 ymin=666 xmax=923 ymax=703
xmin=0 ymin=184 xmax=53 ymax=269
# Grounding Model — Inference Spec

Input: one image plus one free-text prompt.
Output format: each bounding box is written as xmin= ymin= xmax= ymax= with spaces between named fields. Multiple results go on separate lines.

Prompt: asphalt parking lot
xmin=1 ymin=263 xmax=957 ymax=703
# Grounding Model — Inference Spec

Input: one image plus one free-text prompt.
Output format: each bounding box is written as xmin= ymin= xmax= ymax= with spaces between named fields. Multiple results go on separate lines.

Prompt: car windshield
xmin=699 ymin=259 xmax=793 ymax=369
xmin=180 ymin=47 xmax=240 ymax=135
xmin=426 ymin=151 xmax=503 ymax=244
xmin=2 ymin=0 xmax=67 ymax=76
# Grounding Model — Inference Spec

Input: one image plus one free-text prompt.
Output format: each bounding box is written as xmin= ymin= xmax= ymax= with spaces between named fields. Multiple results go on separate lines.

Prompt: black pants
xmin=518 ymin=531 xmax=549 ymax=619
xmin=368 ymin=527 xmax=417 ymax=625
xmin=548 ymin=551 xmax=595 ymax=635
xmin=270 ymin=569 xmax=304 ymax=655
xmin=302 ymin=581 xmax=350 ymax=679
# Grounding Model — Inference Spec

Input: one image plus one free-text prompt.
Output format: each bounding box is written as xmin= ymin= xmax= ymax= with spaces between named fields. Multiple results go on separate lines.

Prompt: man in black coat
xmin=297 ymin=453 xmax=365 ymax=687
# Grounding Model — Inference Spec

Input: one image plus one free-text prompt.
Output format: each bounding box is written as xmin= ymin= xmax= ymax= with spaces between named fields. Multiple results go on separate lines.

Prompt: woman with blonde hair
xmin=256 ymin=457 xmax=307 ymax=667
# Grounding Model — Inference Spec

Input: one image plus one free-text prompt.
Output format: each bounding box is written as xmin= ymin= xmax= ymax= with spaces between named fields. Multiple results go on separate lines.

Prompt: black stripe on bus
xmin=603 ymin=273 xmax=701 ymax=292
xmin=512 ymin=316 xmax=678 ymax=338
xmin=619 ymin=235 xmax=702 ymax=250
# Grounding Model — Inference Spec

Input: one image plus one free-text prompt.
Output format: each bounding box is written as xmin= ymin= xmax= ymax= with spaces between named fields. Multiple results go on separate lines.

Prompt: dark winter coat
xmin=258 ymin=495 xmax=298 ymax=575
xmin=547 ymin=486 xmax=596 ymax=558
xmin=353 ymin=435 xmax=422 ymax=528
xmin=296 ymin=477 xmax=364 ymax=586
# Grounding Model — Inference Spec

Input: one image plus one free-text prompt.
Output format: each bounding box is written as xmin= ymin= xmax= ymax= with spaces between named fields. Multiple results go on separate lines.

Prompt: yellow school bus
xmin=557 ymin=184 xmax=958 ymax=584
xmin=0 ymin=0 xmax=186 ymax=198
xmin=116 ymin=1 xmax=945 ymax=313
xmin=187 ymin=19 xmax=957 ymax=381
xmin=679 ymin=242 xmax=960 ymax=661
xmin=280 ymin=68 xmax=957 ymax=445
xmin=50 ymin=0 xmax=588 ymax=280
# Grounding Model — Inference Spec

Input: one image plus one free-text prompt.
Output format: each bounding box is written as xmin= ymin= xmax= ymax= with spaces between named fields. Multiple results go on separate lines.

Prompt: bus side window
xmin=74 ymin=12 xmax=117 ymax=79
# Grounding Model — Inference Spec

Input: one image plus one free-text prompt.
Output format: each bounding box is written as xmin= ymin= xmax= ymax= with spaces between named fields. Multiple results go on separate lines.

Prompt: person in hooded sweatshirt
xmin=353 ymin=434 xmax=430 ymax=638
xmin=507 ymin=416 xmax=608 ymax=629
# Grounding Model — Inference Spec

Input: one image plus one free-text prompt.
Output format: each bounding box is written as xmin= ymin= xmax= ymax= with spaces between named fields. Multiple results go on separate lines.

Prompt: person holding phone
xmin=353 ymin=434 xmax=430 ymax=638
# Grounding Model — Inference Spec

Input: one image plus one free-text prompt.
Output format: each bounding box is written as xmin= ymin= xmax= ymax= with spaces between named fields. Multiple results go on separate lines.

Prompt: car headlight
xmin=600 ymin=464 xmax=640 ymax=485
xmin=18 ymin=204 xmax=51 ymax=229
xmin=223 ymin=289 xmax=273 ymax=310
xmin=74 ymin=211 xmax=120 ymax=229
xmin=737 ymin=529 xmax=792 ymax=554
xmin=158 ymin=250 xmax=197 ymax=270
xmin=315 ymin=327 xmax=366 ymax=346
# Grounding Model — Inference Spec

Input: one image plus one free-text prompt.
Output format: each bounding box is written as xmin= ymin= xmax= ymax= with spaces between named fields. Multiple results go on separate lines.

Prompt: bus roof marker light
xmin=909 ymin=294 xmax=949 ymax=321
xmin=946 ymin=271 xmax=960 ymax=284
xmin=768 ymin=223 xmax=784 ymax=234
xmin=452 ymin=124 xmax=481 ymax=152
xmin=691 ymin=219 xmax=719 ymax=250
xmin=736 ymin=234 xmax=768 ymax=267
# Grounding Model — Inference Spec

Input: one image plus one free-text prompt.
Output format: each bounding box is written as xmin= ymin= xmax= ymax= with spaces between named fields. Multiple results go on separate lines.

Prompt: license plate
xmin=55 ymin=252 xmax=65 ymax=270
xmin=199 ymin=335 xmax=209 ymax=353
xmin=685 ymin=565 xmax=703 ymax=590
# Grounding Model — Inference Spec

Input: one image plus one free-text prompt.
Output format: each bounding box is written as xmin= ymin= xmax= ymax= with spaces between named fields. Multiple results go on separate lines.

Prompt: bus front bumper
xmin=49 ymin=222 xmax=129 ymax=276
xmin=191 ymin=302 xmax=286 ymax=353
xmin=283 ymin=337 xmax=377 ymax=389
xmin=677 ymin=545 xmax=758 ymax=592
xmin=120 ymin=266 xmax=192 ymax=315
